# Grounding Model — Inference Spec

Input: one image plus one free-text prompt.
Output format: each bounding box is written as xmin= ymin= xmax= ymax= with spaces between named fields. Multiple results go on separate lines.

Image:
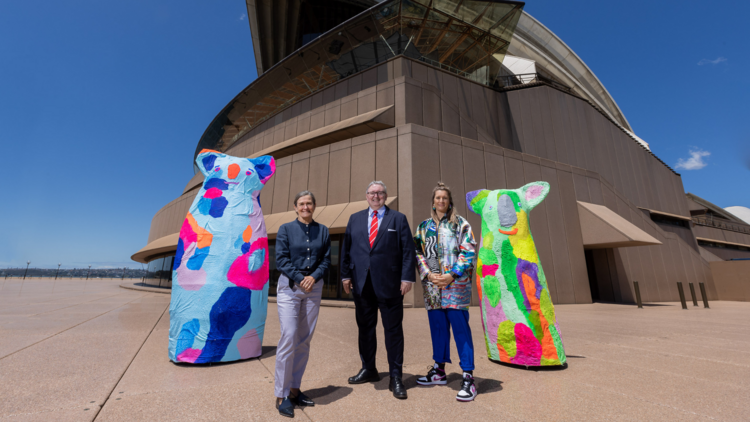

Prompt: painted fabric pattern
xmin=414 ymin=215 xmax=476 ymax=310
xmin=466 ymin=182 xmax=566 ymax=367
xmin=168 ymin=149 xmax=276 ymax=364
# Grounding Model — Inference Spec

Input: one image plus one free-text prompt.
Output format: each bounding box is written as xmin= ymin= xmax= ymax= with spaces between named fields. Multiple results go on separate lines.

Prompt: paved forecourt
xmin=1 ymin=278 xmax=748 ymax=421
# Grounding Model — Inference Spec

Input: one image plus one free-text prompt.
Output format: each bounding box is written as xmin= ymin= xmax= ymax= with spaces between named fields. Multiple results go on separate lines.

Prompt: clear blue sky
xmin=1 ymin=0 xmax=748 ymax=269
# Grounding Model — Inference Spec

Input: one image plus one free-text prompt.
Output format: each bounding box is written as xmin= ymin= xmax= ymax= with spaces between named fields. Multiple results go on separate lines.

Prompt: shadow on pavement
xmin=304 ymin=385 xmax=354 ymax=405
xmin=170 ymin=346 xmax=277 ymax=367
xmin=260 ymin=345 xmax=277 ymax=358
xmin=492 ymin=359 xmax=569 ymax=371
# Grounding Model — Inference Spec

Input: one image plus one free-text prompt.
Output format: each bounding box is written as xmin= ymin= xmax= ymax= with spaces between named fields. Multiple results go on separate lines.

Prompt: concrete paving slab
xmin=1 ymin=279 xmax=749 ymax=421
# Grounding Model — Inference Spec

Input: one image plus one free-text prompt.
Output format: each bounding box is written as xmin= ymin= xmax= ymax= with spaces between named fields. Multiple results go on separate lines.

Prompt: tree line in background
xmin=2 ymin=267 xmax=148 ymax=279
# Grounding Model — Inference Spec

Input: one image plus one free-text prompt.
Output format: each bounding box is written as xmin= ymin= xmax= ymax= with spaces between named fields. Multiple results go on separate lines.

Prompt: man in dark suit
xmin=341 ymin=180 xmax=416 ymax=400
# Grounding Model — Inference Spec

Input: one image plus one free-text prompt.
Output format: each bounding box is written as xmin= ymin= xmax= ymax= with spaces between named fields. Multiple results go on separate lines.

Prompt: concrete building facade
xmin=133 ymin=0 xmax=732 ymax=306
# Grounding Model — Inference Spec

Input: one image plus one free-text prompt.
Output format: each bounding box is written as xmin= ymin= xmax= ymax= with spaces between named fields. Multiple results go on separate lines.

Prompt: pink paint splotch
xmin=177 ymin=348 xmax=202 ymax=363
xmin=179 ymin=218 xmax=197 ymax=244
xmin=227 ymin=237 xmax=269 ymax=290
xmin=237 ymin=329 xmax=262 ymax=359
xmin=176 ymin=242 xmax=207 ymax=291
xmin=525 ymin=184 xmax=544 ymax=201
xmin=482 ymin=264 xmax=499 ymax=277
xmin=512 ymin=323 xmax=542 ymax=366
xmin=483 ymin=293 xmax=508 ymax=345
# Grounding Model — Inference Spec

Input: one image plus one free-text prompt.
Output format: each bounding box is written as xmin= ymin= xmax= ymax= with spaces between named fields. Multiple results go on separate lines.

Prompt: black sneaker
xmin=456 ymin=373 xmax=477 ymax=402
xmin=416 ymin=363 xmax=447 ymax=386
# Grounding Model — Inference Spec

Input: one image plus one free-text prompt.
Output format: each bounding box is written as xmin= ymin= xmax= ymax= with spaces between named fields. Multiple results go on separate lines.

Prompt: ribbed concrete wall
xmin=143 ymin=56 xmax=718 ymax=304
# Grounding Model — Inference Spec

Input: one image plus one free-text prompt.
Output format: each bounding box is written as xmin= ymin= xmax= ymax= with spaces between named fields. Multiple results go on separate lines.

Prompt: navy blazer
xmin=275 ymin=219 xmax=331 ymax=284
xmin=341 ymin=206 xmax=416 ymax=299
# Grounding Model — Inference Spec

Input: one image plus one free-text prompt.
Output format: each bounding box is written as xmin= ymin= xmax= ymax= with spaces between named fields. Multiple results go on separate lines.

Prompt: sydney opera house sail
xmin=132 ymin=0 xmax=750 ymax=306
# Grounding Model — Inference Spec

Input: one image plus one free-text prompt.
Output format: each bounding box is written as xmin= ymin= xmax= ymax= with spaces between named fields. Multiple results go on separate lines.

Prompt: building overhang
xmin=696 ymin=237 xmax=750 ymax=249
xmin=131 ymin=233 xmax=181 ymax=264
xmin=130 ymin=197 xmax=398 ymax=263
xmin=638 ymin=207 xmax=692 ymax=221
xmin=265 ymin=197 xmax=398 ymax=237
xmin=182 ymin=105 xmax=394 ymax=194
xmin=686 ymin=192 xmax=747 ymax=224
xmin=251 ymin=105 xmax=394 ymax=159
xmin=578 ymin=201 xmax=662 ymax=249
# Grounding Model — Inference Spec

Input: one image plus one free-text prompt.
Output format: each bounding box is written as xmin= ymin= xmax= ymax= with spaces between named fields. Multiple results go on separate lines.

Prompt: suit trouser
xmin=274 ymin=275 xmax=322 ymax=398
xmin=354 ymin=273 xmax=404 ymax=378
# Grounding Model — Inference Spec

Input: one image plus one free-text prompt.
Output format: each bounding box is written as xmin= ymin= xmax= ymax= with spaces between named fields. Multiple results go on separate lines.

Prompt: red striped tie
xmin=369 ymin=211 xmax=379 ymax=248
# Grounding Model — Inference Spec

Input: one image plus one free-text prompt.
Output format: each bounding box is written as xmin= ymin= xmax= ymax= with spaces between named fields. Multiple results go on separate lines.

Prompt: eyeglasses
xmin=366 ymin=191 xmax=386 ymax=197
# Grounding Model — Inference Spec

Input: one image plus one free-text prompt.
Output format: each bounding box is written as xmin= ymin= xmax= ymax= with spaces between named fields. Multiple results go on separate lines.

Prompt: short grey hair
xmin=293 ymin=190 xmax=316 ymax=206
xmin=366 ymin=181 xmax=387 ymax=195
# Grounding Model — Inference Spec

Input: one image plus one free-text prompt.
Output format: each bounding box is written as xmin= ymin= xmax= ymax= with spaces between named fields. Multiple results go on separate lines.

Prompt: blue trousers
xmin=428 ymin=309 xmax=475 ymax=372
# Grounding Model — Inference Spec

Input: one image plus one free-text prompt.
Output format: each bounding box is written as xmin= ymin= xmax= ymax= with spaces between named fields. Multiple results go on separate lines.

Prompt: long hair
xmin=431 ymin=182 xmax=459 ymax=225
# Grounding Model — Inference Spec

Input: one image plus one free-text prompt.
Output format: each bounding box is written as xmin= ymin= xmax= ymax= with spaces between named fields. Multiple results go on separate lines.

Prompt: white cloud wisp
xmin=675 ymin=148 xmax=710 ymax=170
xmin=240 ymin=13 xmax=246 ymax=21
xmin=698 ymin=57 xmax=727 ymax=66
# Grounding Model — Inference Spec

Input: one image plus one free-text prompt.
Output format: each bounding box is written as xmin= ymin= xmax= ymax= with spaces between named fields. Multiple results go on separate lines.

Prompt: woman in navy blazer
xmin=274 ymin=190 xmax=330 ymax=418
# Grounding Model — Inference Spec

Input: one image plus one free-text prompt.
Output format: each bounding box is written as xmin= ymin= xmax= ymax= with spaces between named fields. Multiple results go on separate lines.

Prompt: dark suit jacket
xmin=341 ymin=206 xmax=416 ymax=300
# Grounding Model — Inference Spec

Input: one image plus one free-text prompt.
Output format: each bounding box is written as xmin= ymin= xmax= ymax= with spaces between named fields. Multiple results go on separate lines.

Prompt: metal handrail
xmin=692 ymin=216 xmax=750 ymax=234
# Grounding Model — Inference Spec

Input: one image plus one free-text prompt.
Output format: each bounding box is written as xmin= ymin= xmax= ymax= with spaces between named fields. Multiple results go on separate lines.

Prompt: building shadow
xmin=303 ymin=385 xmax=353 ymax=405
xmin=597 ymin=302 xmax=675 ymax=307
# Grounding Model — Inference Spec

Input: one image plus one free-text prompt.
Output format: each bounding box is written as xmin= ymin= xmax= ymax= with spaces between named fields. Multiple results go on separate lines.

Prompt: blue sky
xmin=0 ymin=0 xmax=747 ymax=269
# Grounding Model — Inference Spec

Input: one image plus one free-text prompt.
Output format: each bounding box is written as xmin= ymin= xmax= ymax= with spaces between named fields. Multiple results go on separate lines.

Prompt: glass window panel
xmin=193 ymin=0 xmax=524 ymax=169
xmin=146 ymin=257 xmax=163 ymax=286
xmin=322 ymin=236 xmax=340 ymax=299
xmin=268 ymin=240 xmax=280 ymax=296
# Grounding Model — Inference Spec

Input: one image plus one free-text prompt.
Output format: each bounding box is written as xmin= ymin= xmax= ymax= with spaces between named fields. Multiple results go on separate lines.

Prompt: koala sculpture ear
xmin=466 ymin=189 xmax=490 ymax=215
xmin=249 ymin=155 xmax=276 ymax=184
xmin=196 ymin=149 xmax=223 ymax=177
xmin=521 ymin=181 xmax=550 ymax=210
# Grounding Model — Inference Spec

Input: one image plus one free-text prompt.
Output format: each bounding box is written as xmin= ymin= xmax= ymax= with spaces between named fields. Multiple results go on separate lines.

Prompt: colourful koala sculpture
xmin=466 ymin=182 xmax=566 ymax=367
xmin=169 ymin=149 xmax=276 ymax=364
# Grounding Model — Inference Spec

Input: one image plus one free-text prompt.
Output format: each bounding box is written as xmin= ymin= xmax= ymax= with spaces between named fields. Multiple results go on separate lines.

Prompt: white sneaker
xmin=416 ymin=364 xmax=448 ymax=386
xmin=456 ymin=373 xmax=477 ymax=402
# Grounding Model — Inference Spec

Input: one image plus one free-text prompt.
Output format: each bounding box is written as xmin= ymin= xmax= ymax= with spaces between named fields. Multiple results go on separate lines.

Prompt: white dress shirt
xmin=368 ymin=206 xmax=385 ymax=231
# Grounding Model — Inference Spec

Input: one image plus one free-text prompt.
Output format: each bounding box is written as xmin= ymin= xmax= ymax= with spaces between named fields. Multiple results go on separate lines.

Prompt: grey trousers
xmin=274 ymin=274 xmax=323 ymax=398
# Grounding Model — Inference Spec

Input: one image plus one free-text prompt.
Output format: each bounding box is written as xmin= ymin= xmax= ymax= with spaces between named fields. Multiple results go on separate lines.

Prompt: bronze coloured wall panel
xmin=541 ymin=164 xmax=574 ymax=304
xmin=439 ymin=141 xmax=466 ymax=217
xmin=523 ymin=160 xmax=558 ymax=303
xmin=350 ymin=140 xmax=376 ymax=201
xmin=271 ymin=161 xmax=293 ymax=214
xmin=288 ymin=159 xmax=311 ymax=210
xmin=327 ymin=145 xmax=352 ymax=205
xmin=557 ymin=169 xmax=592 ymax=303
xmin=308 ymin=152 xmax=330 ymax=206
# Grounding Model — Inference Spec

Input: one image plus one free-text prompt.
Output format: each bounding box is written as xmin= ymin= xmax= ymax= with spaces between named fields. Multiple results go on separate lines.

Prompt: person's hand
xmin=401 ymin=281 xmax=413 ymax=295
xmin=300 ymin=276 xmax=315 ymax=292
xmin=342 ymin=279 xmax=352 ymax=294
xmin=433 ymin=274 xmax=454 ymax=288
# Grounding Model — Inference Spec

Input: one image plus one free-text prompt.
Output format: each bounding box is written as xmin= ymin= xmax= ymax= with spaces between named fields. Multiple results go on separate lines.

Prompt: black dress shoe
xmin=389 ymin=377 xmax=408 ymax=399
xmin=276 ymin=397 xmax=294 ymax=418
xmin=348 ymin=368 xmax=381 ymax=384
xmin=290 ymin=391 xmax=315 ymax=407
